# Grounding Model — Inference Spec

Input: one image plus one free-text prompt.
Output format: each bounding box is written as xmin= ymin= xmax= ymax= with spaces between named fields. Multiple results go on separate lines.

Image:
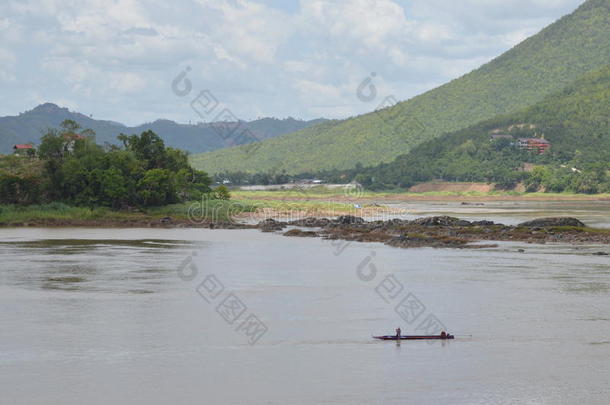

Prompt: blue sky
xmin=0 ymin=0 xmax=584 ymax=126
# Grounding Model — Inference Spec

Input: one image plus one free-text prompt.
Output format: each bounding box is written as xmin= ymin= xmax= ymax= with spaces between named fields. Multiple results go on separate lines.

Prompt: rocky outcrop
xmin=518 ymin=217 xmax=586 ymax=228
xmin=253 ymin=214 xmax=607 ymax=249
xmin=258 ymin=219 xmax=287 ymax=232
xmin=411 ymin=216 xmax=472 ymax=226
xmin=335 ymin=215 xmax=365 ymax=225
xmin=472 ymin=220 xmax=496 ymax=226
xmin=288 ymin=217 xmax=332 ymax=227
xmin=386 ymin=233 xmax=468 ymax=248
xmin=283 ymin=229 xmax=318 ymax=237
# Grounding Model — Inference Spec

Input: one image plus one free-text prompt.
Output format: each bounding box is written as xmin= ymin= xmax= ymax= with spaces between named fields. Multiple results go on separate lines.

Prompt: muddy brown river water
xmin=1 ymin=202 xmax=609 ymax=404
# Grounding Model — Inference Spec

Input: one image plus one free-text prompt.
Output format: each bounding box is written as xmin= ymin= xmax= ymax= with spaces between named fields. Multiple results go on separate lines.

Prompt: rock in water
xmin=289 ymin=217 xmax=332 ymax=227
xmin=258 ymin=218 xmax=287 ymax=232
xmin=472 ymin=220 xmax=496 ymax=226
xmin=518 ymin=217 xmax=586 ymax=228
xmin=283 ymin=229 xmax=318 ymax=237
xmin=411 ymin=216 xmax=472 ymax=226
xmin=335 ymin=215 xmax=365 ymax=225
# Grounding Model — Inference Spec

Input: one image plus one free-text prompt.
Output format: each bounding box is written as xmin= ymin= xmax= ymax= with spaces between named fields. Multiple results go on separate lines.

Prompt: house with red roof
xmin=13 ymin=144 xmax=35 ymax=156
xmin=517 ymin=137 xmax=551 ymax=154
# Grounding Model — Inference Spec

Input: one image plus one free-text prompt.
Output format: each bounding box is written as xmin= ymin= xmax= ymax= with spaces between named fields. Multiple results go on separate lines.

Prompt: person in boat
xmin=440 ymin=331 xmax=447 ymax=339
xmin=396 ymin=327 xmax=401 ymax=338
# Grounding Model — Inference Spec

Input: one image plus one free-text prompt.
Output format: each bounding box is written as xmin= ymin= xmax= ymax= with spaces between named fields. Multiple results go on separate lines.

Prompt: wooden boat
xmin=373 ymin=334 xmax=454 ymax=341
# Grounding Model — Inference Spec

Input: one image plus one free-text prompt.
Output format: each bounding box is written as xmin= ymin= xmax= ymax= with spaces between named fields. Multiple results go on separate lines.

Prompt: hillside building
xmin=517 ymin=138 xmax=551 ymax=154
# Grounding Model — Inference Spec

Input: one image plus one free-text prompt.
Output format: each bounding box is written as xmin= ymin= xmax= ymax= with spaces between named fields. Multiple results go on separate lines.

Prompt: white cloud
xmin=0 ymin=47 xmax=16 ymax=83
xmin=0 ymin=0 xmax=586 ymax=124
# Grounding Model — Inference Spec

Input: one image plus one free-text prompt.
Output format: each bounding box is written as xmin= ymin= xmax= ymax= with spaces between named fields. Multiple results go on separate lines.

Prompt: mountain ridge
xmin=191 ymin=0 xmax=610 ymax=174
xmin=0 ymin=103 xmax=326 ymax=155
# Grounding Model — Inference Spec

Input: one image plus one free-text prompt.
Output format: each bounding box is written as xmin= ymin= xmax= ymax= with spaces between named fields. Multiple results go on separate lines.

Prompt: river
xmin=1 ymin=207 xmax=609 ymax=404
xmin=387 ymin=200 xmax=610 ymax=228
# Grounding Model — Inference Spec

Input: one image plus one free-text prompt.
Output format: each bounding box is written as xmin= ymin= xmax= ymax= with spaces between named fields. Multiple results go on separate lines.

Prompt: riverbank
xmin=231 ymin=189 xmax=610 ymax=203
xmin=0 ymin=198 xmax=393 ymax=228
xmin=2 ymin=202 xmax=608 ymax=250
xmin=0 ymin=201 xmax=259 ymax=228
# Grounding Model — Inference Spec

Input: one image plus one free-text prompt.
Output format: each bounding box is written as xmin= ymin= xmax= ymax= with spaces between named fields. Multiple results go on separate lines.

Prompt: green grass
xmin=0 ymin=200 xmax=259 ymax=226
xmin=546 ymin=226 xmax=610 ymax=234
xmin=236 ymin=197 xmax=357 ymax=213
xmin=231 ymin=188 xmax=610 ymax=200
xmin=231 ymin=188 xmax=383 ymax=200
xmin=0 ymin=203 xmax=121 ymax=224
xmin=0 ymin=198 xmax=359 ymax=226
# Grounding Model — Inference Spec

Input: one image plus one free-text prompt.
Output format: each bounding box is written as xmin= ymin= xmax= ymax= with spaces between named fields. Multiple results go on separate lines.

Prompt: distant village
xmin=489 ymin=124 xmax=551 ymax=154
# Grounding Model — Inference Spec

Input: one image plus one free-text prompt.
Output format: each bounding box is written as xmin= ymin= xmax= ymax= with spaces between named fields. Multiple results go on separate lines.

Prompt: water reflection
xmin=389 ymin=200 xmax=610 ymax=228
xmin=0 ymin=239 xmax=200 ymax=294
xmin=0 ymin=228 xmax=608 ymax=405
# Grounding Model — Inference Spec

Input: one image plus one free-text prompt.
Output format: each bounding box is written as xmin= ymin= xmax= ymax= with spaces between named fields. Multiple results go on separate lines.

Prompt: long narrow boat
xmin=373 ymin=334 xmax=454 ymax=341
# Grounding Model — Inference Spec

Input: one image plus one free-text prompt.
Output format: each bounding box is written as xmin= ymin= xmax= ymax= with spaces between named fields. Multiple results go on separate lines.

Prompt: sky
xmin=0 ymin=0 xmax=585 ymax=126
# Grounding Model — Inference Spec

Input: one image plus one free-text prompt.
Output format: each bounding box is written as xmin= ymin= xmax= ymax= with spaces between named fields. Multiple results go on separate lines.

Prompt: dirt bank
xmin=408 ymin=182 xmax=496 ymax=193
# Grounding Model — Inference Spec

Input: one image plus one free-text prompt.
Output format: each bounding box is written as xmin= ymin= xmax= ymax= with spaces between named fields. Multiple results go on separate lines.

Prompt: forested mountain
xmin=358 ymin=64 xmax=610 ymax=192
xmin=0 ymin=103 xmax=324 ymax=154
xmin=191 ymin=0 xmax=610 ymax=175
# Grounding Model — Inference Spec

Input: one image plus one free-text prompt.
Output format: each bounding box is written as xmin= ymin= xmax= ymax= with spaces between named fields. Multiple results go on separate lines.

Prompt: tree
xmin=570 ymin=171 xmax=599 ymax=194
xmin=175 ymin=168 xmax=212 ymax=200
xmin=59 ymin=119 xmax=81 ymax=134
xmin=524 ymin=166 xmax=552 ymax=192
xmin=165 ymin=148 xmax=190 ymax=172
xmin=213 ymin=185 xmax=231 ymax=200
xmin=118 ymin=130 xmax=168 ymax=170
xmin=38 ymin=131 xmax=67 ymax=161
xmin=97 ymin=168 xmax=129 ymax=207
xmin=137 ymin=169 xmax=175 ymax=206
xmin=4 ymin=123 xmax=215 ymax=207
xmin=60 ymin=157 xmax=92 ymax=204
xmin=0 ymin=174 xmax=40 ymax=204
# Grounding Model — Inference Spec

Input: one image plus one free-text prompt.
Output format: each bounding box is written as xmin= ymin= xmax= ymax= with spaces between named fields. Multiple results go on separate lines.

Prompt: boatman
xmin=440 ymin=331 xmax=447 ymax=339
xmin=396 ymin=327 xmax=401 ymax=339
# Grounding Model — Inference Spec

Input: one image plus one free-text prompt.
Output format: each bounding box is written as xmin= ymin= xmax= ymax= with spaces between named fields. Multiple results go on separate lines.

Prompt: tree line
xmin=0 ymin=120 xmax=230 ymax=206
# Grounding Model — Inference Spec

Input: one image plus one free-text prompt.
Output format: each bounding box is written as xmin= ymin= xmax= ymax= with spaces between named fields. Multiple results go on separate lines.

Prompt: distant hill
xmin=0 ymin=103 xmax=325 ymax=154
xmin=361 ymin=64 xmax=610 ymax=189
xmin=191 ymin=0 xmax=610 ymax=175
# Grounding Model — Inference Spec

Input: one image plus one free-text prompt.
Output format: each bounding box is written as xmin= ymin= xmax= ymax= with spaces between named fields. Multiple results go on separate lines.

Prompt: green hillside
xmin=191 ymin=0 xmax=610 ymax=175
xmin=360 ymin=64 xmax=610 ymax=192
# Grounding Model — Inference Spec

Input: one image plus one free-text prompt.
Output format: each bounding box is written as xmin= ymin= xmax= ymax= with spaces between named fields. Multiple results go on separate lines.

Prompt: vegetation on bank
xmin=0 ymin=120 xmax=247 ymax=225
xmin=234 ymin=197 xmax=365 ymax=215
xmin=1 ymin=187 xmax=608 ymax=227
xmin=0 ymin=120 xmax=234 ymax=207
xmin=231 ymin=189 xmax=610 ymax=200
xmin=0 ymin=200 xmax=258 ymax=226
xmin=191 ymin=0 xmax=610 ymax=174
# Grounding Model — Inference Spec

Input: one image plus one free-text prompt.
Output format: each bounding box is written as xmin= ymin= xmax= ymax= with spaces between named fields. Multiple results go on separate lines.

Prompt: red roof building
xmin=517 ymin=138 xmax=551 ymax=154
xmin=13 ymin=144 xmax=34 ymax=150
